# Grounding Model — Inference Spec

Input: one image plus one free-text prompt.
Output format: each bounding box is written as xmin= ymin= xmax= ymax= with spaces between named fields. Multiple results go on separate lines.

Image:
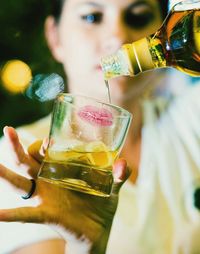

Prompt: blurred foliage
xmin=0 ymin=0 xmax=66 ymax=136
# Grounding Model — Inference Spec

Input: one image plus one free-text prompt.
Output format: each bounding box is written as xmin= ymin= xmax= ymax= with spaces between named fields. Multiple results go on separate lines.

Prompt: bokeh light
xmin=0 ymin=60 xmax=32 ymax=94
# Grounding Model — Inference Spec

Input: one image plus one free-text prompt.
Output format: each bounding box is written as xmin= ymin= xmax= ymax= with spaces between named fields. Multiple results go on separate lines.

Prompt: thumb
xmin=28 ymin=139 xmax=46 ymax=163
xmin=112 ymin=158 xmax=130 ymax=195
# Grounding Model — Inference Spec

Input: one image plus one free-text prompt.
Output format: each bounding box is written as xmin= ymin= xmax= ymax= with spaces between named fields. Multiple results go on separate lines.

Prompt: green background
xmin=0 ymin=0 xmax=66 ymax=136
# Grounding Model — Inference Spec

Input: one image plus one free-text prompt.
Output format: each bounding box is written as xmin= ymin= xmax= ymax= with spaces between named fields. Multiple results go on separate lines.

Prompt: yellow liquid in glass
xmin=39 ymin=142 xmax=118 ymax=197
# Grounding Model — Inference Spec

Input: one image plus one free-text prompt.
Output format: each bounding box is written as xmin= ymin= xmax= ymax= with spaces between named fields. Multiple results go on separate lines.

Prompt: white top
xmin=107 ymin=74 xmax=200 ymax=253
xmin=0 ymin=71 xmax=200 ymax=253
xmin=0 ymin=115 xmax=63 ymax=254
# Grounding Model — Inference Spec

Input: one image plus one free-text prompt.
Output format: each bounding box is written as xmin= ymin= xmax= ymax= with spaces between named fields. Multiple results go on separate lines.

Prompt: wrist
xmin=52 ymin=223 xmax=112 ymax=254
xmin=90 ymin=225 xmax=111 ymax=254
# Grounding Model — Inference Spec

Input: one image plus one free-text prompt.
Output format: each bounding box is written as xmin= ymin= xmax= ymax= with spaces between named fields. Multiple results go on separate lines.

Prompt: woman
xmin=1 ymin=0 xmax=200 ymax=253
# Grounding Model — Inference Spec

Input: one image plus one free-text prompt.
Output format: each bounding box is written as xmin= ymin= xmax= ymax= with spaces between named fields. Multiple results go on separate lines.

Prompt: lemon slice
xmin=47 ymin=140 xmax=85 ymax=161
xmin=86 ymin=141 xmax=108 ymax=152
xmin=86 ymin=141 xmax=115 ymax=168
xmin=47 ymin=140 xmax=116 ymax=168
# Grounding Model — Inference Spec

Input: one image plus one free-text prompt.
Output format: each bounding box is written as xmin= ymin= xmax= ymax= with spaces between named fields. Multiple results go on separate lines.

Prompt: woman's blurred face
xmin=47 ymin=0 xmax=163 ymax=102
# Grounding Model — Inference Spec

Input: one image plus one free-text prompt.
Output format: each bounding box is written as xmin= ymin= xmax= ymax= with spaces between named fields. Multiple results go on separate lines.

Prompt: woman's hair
xmin=51 ymin=0 xmax=169 ymax=21
xmin=51 ymin=0 xmax=65 ymax=21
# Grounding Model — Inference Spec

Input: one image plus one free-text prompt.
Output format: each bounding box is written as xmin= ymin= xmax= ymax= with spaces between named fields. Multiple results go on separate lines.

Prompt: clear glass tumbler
xmin=38 ymin=93 xmax=132 ymax=197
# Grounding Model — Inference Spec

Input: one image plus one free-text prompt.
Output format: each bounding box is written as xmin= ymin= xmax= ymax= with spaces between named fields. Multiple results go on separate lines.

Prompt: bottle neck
xmin=101 ymin=35 xmax=166 ymax=80
xmin=122 ymin=37 xmax=155 ymax=76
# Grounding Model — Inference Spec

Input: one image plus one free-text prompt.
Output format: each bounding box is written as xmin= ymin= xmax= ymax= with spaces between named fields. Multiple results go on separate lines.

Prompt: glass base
xmin=38 ymin=161 xmax=113 ymax=197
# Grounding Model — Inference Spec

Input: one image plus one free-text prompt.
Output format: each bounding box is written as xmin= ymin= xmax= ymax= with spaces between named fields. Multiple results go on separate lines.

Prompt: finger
xmin=3 ymin=126 xmax=27 ymax=165
xmin=112 ymin=158 xmax=130 ymax=195
xmin=28 ymin=139 xmax=46 ymax=163
xmin=113 ymin=158 xmax=129 ymax=182
xmin=0 ymin=163 xmax=35 ymax=195
xmin=0 ymin=207 xmax=41 ymax=223
xmin=3 ymin=126 xmax=40 ymax=177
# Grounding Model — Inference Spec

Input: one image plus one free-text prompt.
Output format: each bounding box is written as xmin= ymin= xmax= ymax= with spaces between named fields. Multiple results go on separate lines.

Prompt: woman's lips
xmin=78 ymin=105 xmax=113 ymax=126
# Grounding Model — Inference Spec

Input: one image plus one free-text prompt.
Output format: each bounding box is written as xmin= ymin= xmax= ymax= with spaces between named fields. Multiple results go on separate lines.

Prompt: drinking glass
xmin=38 ymin=93 xmax=132 ymax=197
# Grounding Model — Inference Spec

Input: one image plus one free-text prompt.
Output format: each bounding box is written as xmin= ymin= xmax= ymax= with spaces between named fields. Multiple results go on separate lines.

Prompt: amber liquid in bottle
xmin=101 ymin=5 xmax=200 ymax=80
xmin=150 ymin=8 xmax=200 ymax=76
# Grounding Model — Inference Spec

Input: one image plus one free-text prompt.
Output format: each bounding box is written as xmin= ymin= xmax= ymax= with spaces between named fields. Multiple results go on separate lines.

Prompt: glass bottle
xmin=101 ymin=0 xmax=200 ymax=80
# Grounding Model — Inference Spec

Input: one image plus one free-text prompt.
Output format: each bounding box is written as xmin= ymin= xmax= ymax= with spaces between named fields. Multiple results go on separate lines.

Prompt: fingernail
xmin=3 ymin=126 xmax=9 ymax=135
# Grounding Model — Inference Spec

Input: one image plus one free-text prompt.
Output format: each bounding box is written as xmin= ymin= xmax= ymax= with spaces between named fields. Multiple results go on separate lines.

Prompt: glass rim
xmin=56 ymin=93 xmax=132 ymax=119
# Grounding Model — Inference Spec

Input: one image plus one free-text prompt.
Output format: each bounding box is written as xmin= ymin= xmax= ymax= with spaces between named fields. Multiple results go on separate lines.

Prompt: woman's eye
xmin=124 ymin=11 xmax=155 ymax=29
xmin=81 ymin=13 xmax=103 ymax=24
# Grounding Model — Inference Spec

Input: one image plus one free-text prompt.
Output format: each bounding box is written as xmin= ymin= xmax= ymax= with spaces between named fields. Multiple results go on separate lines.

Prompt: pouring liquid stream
xmin=105 ymin=80 xmax=112 ymax=104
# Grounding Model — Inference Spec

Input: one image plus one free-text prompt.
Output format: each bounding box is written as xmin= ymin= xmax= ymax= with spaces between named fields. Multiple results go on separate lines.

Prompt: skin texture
xmin=1 ymin=126 xmax=129 ymax=254
xmin=46 ymin=0 xmax=163 ymax=103
xmin=0 ymin=0 xmax=168 ymax=253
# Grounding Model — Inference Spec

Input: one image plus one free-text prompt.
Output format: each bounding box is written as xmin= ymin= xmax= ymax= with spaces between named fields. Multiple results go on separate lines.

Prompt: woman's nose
xmin=103 ymin=19 xmax=130 ymax=54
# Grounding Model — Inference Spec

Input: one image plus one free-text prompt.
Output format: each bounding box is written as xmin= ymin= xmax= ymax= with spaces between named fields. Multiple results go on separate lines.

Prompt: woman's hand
xmin=0 ymin=127 xmax=129 ymax=253
xmin=3 ymin=126 xmax=43 ymax=178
